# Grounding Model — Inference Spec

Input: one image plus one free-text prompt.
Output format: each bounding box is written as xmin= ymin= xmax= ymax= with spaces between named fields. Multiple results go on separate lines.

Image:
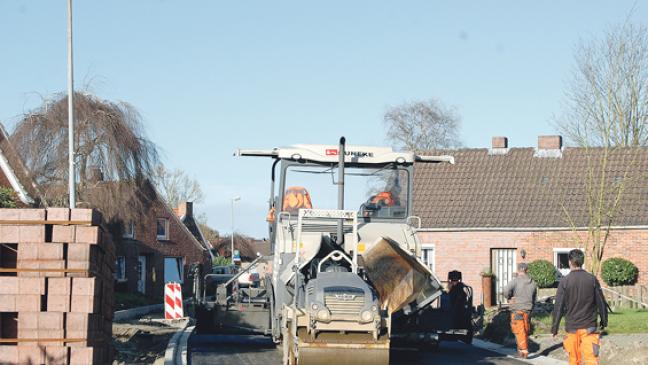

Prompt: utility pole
xmin=67 ymin=0 xmax=76 ymax=208
xmin=231 ymin=196 xmax=241 ymax=263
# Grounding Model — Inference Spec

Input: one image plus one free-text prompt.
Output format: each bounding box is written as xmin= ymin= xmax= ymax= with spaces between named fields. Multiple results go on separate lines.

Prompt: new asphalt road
xmin=189 ymin=334 xmax=529 ymax=365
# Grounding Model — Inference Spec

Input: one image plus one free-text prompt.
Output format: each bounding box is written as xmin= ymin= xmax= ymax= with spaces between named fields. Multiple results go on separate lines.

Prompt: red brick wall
xmin=0 ymin=169 xmax=13 ymax=189
xmin=418 ymin=229 xmax=648 ymax=305
xmin=114 ymin=201 xmax=209 ymax=299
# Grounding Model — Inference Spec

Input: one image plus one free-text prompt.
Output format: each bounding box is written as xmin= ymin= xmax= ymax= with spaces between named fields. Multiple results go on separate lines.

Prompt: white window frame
xmin=157 ymin=218 xmax=170 ymax=241
xmin=122 ymin=221 xmax=135 ymax=239
xmin=115 ymin=256 xmax=126 ymax=282
xmin=420 ymin=244 xmax=435 ymax=273
xmin=164 ymin=256 xmax=184 ymax=283
xmin=553 ymin=247 xmax=583 ymax=277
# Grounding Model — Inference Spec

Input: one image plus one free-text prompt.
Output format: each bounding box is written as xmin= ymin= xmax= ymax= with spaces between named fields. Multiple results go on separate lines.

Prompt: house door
xmin=137 ymin=256 xmax=146 ymax=294
xmin=491 ymin=248 xmax=517 ymax=304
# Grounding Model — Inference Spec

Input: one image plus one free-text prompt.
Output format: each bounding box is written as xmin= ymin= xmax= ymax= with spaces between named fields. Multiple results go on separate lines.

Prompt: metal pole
xmin=336 ymin=137 xmax=345 ymax=245
xmin=67 ymin=0 xmax=76 ymax=208
xmin=230 ymin=196 xmax=240 ymax=263
xmin=231 ymin=199 xmax=234 ymax=262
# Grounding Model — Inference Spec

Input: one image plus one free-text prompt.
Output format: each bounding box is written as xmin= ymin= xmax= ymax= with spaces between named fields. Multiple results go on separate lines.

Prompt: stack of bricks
xmin=0 ymin=208 xmax=115 ymax=365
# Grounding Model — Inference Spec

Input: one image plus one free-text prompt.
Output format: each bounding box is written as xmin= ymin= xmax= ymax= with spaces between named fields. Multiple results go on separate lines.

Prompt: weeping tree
xmin=11 ymin=92 xmax=159 ymax=225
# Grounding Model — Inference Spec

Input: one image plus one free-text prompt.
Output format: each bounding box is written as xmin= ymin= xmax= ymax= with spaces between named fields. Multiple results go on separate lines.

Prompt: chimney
xmin=535 ymin=135 xmax=563 ymax=158
xmin=177 ymin=201 xmax=193 ymax=218
xmin=489 ymin=136 xmax=509 ymax=155
xmin=538 ymin=135 xmax=562 ymax=150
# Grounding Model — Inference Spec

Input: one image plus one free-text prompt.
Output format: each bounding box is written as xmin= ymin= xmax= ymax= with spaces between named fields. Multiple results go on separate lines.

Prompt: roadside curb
xmin=114 ymin=304 xmax=163 ymax=322
xmin=115 ymin=299 xmax=192 ymax=322
xmin=472 ymin=339 xmax=568 ymax=365
xmin=163 ymin=319 xmax=192 ymax=365
xmin=177 ymin=325 xmax=195 ymax=365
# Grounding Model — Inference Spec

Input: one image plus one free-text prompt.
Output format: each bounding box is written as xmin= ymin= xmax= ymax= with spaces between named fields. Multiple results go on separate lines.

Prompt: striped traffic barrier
xmin=164 ymin=282 xmax=184 ymax=320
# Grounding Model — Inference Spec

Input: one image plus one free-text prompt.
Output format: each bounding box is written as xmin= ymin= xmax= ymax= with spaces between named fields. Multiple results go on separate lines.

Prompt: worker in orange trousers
xmin=551 ymin=249 xmax=608 ymax=365
xmin=504 ymin=262 xmax=537 ymax=359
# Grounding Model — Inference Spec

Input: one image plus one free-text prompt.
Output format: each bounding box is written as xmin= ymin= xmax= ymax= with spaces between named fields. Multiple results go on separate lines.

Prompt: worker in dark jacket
xmin=447 ymin=270 xmax=472 ymax=332
xmin=503 ymin=262 xmax=537 ymax=359
xmin=551 ymin=249 xmax=608 ymax=365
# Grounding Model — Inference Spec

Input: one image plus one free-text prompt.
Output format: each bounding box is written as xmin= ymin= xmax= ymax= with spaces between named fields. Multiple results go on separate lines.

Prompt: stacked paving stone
xmin=0 ymin=208 xmax=114 ymax=365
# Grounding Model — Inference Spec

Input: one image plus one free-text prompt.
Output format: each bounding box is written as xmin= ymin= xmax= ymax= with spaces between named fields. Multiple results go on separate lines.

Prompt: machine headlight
xmin=360 ymin=310 xmax=374 ymax=323
xmin=311 ymin=303 xmax=319 ymax=311
xmin=371 ymin=305 xmax=378 ymax=312
xmin=317 ymin=309 xmax=331 ymax=322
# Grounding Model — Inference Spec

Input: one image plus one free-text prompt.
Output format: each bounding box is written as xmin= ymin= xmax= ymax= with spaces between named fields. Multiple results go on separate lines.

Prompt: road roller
xmin=194 ymin=137 xmax=474 ymax=364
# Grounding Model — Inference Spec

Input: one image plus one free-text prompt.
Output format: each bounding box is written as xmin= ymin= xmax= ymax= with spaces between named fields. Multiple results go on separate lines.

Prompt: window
xmin=157 ymin=218 xmax=169 ymax=240
xmin=421 ymin=245 xmax=435 ymax=273
xmin=283 ymin=164 xmax=410 ymax=220
xmin=122 ymin=221 xmax=135 ymax=239
xmin=115 ymin=256 xmax=126 ymax=281
xmin=553 ymin=248 xmax=581 ymax=277
xmin=164 ymin=257 xmax=183 ymax=283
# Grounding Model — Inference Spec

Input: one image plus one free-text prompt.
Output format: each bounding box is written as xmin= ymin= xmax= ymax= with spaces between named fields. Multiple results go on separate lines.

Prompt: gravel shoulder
xmin=112 ymin=313 xmax=188 ymax=365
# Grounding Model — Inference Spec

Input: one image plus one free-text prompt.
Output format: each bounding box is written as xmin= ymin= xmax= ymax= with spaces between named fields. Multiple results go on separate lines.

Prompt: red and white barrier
xmin=164 ymin=282 xmax=184 ymax=320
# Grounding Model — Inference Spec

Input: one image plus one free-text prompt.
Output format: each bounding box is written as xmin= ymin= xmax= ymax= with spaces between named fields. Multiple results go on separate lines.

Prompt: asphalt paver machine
xmin=194 ymin=137 xmax=475 ymax=365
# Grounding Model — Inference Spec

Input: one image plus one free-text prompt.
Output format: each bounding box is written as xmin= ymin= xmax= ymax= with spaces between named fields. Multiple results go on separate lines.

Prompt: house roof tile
xmin=413 ymin=147 xmax=648 ymax=229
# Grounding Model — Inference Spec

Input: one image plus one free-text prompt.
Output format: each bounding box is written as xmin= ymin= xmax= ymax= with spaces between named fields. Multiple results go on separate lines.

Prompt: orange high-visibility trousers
xmin=510 ymin=311 xmax=530 ymax=352
xmin=563 ymin=329 xmax=601 ymax=365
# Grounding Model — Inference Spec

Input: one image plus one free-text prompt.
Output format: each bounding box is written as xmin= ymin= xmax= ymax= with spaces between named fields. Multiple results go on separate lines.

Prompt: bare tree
xmin=556 ymin=22 xmax=648 ymax=275
xmin=11 ymin=92 xmax=159 ymax=223
xmin=556 ymin=23 xmax=648 ymax=147
xmin=560 ymin=147 xmax=639 ymax=276
xmin=383 ymin=99 xmax=462 ymax=151
xmin=196 ymin=212 xmax=220 ymax=245
xmin=152 ymin=165 xmax=204 ymax=208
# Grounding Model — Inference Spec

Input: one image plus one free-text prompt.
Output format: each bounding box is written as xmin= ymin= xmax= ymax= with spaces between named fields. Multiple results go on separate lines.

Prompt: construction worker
xmin=447 ymin=270 xmax=473 ymax=340
xmin=282 ymin=186 xmax=313 ymax=215
xmin=503 ymin=262 xmax=537 ymax=359
xmin=551 ymin=249 xmax=608 ymax=365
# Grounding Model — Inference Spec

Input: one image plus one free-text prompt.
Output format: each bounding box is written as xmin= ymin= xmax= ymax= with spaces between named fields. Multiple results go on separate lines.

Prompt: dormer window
xmin=157 ymin=218 xmax=169 ymax=240
xmin=123 ymin=221 xmax=135 ymax=239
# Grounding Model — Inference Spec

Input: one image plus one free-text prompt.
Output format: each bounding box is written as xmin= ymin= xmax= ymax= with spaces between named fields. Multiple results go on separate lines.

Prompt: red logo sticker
xmin=325 ymin=149 xmax=338 ymax=156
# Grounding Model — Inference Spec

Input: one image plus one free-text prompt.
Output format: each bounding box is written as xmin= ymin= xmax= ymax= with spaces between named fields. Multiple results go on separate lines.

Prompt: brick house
xmin=413 ymin=136 xmax=648 ymax=305
xmin=114 ymin=198 xmax=211 ymax=299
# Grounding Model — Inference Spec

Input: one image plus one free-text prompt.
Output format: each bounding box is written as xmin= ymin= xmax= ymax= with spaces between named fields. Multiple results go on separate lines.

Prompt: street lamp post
xmin=231 ymin=196 xmax=241 ymax=263
xmin=67 ymin=0 xmax=76 ymax=208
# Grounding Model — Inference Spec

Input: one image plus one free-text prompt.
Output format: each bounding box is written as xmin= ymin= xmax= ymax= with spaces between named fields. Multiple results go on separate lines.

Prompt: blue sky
xmin=1 ymin=1 xmax=646 ymax=237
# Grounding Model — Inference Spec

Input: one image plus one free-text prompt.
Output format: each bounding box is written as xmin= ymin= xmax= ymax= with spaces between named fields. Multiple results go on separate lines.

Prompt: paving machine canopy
xmin=235 ymin=144 xmax=455 ymax=165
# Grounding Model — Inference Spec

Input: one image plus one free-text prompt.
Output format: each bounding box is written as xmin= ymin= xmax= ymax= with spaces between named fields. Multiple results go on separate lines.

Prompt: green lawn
xmin=533 ymin=309 xmax=648 ymax=335
xmin=115 ymin=292 xmax=160 ymax=310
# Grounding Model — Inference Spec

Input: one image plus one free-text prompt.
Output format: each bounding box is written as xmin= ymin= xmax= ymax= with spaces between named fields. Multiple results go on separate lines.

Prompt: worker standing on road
xmin=551 ymin=249 xmax=608 ymax=365
xmin=503 ymin=262 xmax=537 ymax=359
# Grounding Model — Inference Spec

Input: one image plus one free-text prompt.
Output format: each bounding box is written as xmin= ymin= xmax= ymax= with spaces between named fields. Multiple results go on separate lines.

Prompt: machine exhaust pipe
xmin=337 ymin=136 xmax=345 ymax=245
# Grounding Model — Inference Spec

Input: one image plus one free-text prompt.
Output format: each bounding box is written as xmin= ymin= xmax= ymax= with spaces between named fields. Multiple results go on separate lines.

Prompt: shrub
xmin=602 ymin=258 xmax=638 ymax=286
xmin=527 ymin=260 xmax=557 ymax=288
xmin=0 ymin=187 xmax=17 ymax=208
xmin=213 ymin=256 xmax=232 ymax=266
